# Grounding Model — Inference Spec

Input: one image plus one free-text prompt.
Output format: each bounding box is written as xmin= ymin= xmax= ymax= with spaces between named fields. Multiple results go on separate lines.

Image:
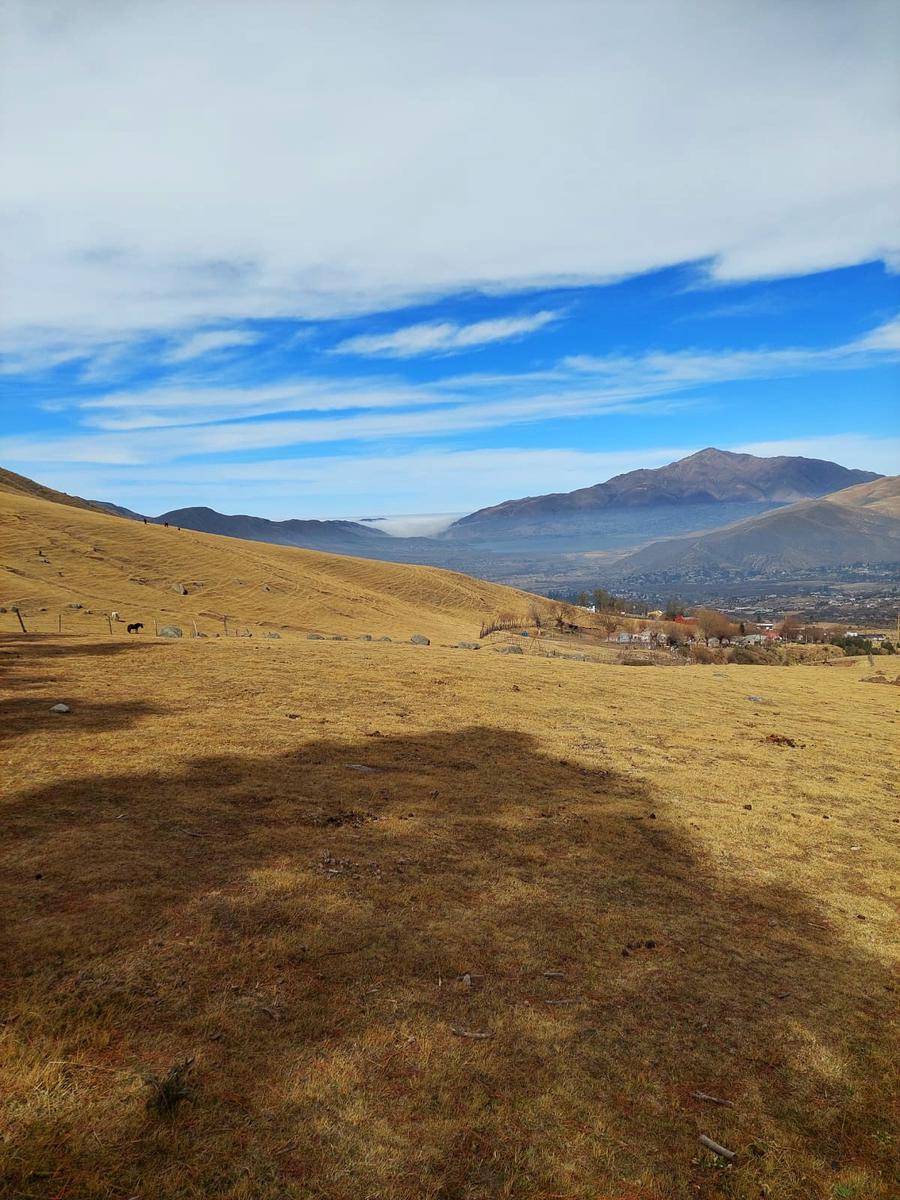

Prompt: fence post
xmin=13 ymin=607 xmax=27 ymax=633
xmin=223 ymin=616 xmax=229 ymax=637
xmin=154 ymin=619 xmax=159 ymax=636
xmin=58 ymin=612 xmax=62 ymax=634
xmin=106 ymin=614 xmax=113 ymax=635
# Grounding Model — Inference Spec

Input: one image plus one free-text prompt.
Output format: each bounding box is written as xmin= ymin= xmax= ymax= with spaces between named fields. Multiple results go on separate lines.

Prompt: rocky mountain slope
xmin=608 ymin=475 xmax=900 ymax=579
xmin=448 ymin=448 xmax=881 ymax=541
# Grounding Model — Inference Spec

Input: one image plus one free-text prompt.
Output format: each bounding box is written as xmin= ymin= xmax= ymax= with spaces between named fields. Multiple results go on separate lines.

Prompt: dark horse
xmin=127 ymin=622 xmax=144 ymax=634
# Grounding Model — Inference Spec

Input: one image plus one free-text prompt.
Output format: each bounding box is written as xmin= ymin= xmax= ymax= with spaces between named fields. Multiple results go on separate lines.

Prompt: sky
xmin=1 ymin=1 xmax=898 ymax=524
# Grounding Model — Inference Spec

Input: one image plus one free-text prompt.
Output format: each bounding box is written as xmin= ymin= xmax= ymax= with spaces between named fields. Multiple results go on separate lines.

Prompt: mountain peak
xmin=450 ymin=449 xmax=882 ymax=536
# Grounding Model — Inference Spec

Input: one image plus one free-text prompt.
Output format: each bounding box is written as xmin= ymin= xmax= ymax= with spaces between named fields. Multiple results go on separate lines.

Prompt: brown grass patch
xmin=1 ymin=634 xmax=898 ymax=1199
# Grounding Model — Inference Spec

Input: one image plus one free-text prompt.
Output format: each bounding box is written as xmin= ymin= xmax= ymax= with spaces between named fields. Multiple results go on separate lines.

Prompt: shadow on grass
xmin=0 ymin=633 xmax=164 ymax=663
xmin=1 ymin=727 xmax=895 ymax=1199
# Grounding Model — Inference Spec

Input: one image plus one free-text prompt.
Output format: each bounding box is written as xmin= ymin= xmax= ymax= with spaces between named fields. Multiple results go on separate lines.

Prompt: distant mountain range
xmin=607 ymin=474 xmax=900 ymax=580
xmin=152 ymin=506 xmax=390 ymax=553
xmin=17 ymin=446 xmax=892 ymax=589
xmin=447 ymin=448 xmax=881 ymax=544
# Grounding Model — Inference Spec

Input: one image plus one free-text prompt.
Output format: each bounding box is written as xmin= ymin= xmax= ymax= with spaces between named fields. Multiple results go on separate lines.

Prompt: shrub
xmin=689 ymin=644 xmax=722 ymax=665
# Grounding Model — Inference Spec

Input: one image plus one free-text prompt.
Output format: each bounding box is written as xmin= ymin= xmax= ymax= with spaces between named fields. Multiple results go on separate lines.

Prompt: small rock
xmin=519 ymin=630 xmax=530 ymax=637
xmin=158 ymin=625 xmax=183 ymax=638
xmin=66 ymin=602 xmax=82 ymax=609
xmin=359 ymin=634 xmax=372 ymax=641
xmin=410 ymin=634 xmax=430 ymax=646
xmin=266 ymin=632 xmax=281 ymax=639
xmin=307 ymin=633 xmax=324 ymax=640
xmin=49 ymin=703 xmax=70 ymax=714
xmin=743 ymin=803 xmax=753 ymax=811
xmin=458 ymin=641 xmax=481 ymax=650
xmin=172 ymin=583 xmax=188 ymax=595
xmin=378 ymin=636 xmax=392 ymax=642
xmin=496 ymin=644 xmax=524 ymax=655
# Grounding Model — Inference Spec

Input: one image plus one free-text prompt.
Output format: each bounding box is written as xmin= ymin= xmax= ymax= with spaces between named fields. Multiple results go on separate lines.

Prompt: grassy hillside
xmin=0 ymin=466 xmax=107 ymax=513
xmin=0 ymin=484 xmax=552 ymax=642
xmin=1 ymin=634 xmax=897 ymax=1199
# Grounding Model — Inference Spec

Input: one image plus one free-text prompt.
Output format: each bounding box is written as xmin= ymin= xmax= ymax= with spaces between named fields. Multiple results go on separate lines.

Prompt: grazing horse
xmin=127 ymin=622 xmax=143 ymax=634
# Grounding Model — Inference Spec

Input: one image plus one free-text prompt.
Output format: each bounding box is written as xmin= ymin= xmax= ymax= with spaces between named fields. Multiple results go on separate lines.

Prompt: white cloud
xmin=163 ymin=329 xmax=260 ymax=363
xmin=5 ymin=314 xmax=897 ymax=463
xmin=332 ymin=311 xmax=561 ymax=358
xmin=1 ymin=1 xmax=897 ymax=351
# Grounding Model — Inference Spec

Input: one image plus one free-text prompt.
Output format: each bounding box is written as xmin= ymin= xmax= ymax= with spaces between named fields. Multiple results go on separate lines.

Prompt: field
xmin=0 ymin=475 xmax=554 ymax=644
xmin=2 ymin=626 xmax=898 ymax=1200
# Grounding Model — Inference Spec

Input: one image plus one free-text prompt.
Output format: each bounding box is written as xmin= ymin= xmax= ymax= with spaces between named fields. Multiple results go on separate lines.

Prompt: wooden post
xmin=223 ymin=616 xmax=229 ymax=637
xmin=106 ymin=614 xmax=113 ymax=635
xmin=12 ymin=607 xmax=26 ymax=633
xmin=58 ymin=612 xmax=62 ymax=634
xmin=154 ymin=619 xmax=159 ymax=636
xmin=192 ymin=619 xmax=198 ymax=638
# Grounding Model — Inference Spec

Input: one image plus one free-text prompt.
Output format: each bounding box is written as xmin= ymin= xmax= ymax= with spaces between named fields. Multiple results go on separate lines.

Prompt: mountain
xmin=447 ymin=449 xmax=882 ymax=545
xmin=91 ymin=500 xmax=147 ymax=521
xmin=607 ymin=475 xmax=900 ymax=580
xmin=155 ymin=506 xmax=391 ymax=553
xmin=0 ymin=470 xmax=553 ymax=641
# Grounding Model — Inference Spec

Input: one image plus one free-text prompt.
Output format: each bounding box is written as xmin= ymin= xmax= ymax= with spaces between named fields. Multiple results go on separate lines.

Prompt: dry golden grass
xmin=1 ymin=630 xmax=897 ymax=1200
xmin=0 ymin=486 xmax=556 ymax=643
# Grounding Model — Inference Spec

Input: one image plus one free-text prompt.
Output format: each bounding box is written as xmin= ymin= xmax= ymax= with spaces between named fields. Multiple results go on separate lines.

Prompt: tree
xmin=778 ymin=613 xmax=802 ymax=642
xmin=692 ymin=607 xmax=734 ymax=645
xmin=597 ymin=612 xmax=619 ymax=640
xmin=576 ymin=591 xmax=591 ymax=608
xmin=593 ymin=588 xmax=615 ymax=612
xmin=664 ymin=597 xmax=685 ymax=620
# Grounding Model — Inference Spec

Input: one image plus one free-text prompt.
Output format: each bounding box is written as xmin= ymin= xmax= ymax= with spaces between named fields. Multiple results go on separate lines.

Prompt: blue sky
xmin=1 ymin=2 xmax=898 ymax=521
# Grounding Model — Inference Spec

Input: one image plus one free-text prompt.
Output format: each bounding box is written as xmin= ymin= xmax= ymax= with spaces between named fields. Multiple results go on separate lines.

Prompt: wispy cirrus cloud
xmin=162 ymin=329 xmax=261 ymax=363
xmin=3 ymin=314 xmax=898 ymax=469
xmin=332 ymin=311 xmax=561 ymax=358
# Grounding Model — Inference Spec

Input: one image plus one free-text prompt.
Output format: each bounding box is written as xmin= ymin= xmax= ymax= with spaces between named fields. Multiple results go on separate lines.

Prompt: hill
xmin=156 ymin=505 xmax=391 ymax=553
xmin=0 ymin=466 xmax=110 ymax=515
xmin=0 ymin=474 xmax=553 ymax=641
xmin=609 ymin=474 xmax=900 ymax=580
xmin=448 ymin=448 xmax=881 ymax=543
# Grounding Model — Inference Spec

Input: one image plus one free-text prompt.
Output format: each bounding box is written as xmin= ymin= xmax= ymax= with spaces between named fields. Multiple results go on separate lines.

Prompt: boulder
xmin=172 ymin=583 xmax=188 ymax=595
xmin=410 ymin=634 xmax=430 ymax=646
xmin=158 ymin=625 xmax=183 ymax=638
xmin=359 ymin=634 xmax=373 ymax=641
xmin=307 ymin=633 xmax=324 ymax=640
xmin=496 ymin=644 xmax=524 ymax=655
xmin=49 ymin=703 xmax=70 ymax=714
xmin=458 ymin=642 xmax=481 ymax=650
xmin=378 ymin=636 xmax=392 ymax=642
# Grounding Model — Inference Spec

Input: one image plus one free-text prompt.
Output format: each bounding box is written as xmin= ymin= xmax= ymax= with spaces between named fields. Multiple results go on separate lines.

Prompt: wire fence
xmin=0 ymin=605 xmax=286 ymax=640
